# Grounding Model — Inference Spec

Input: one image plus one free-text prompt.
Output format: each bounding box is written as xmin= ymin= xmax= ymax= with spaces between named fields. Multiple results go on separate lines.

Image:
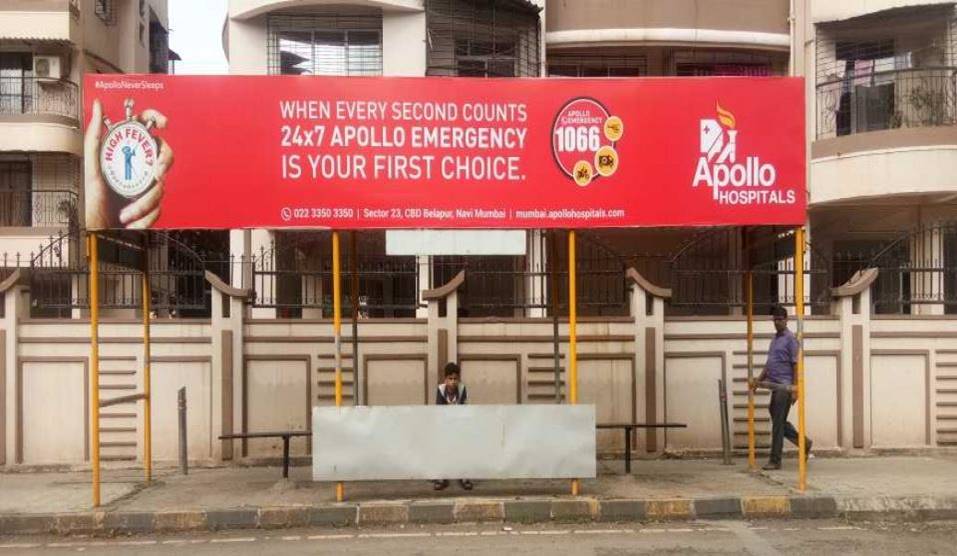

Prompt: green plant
xmin=908 ymin=79 xmax=950 ymax=126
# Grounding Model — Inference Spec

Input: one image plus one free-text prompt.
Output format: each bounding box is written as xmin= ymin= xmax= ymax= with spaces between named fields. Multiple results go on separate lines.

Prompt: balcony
xmin=811 ymin=67 xmax=957 ymax=204
xmin=0 ymin=78 xmax=80 ymax=155
xmin=809 ymin=5 xmax=957 ymax=206
xmin=229 ymin=0 xmax=423 ymax=20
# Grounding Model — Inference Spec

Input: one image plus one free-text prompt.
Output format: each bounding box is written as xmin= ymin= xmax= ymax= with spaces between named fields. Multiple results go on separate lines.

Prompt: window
xmin=548 ymin=56 xmax=647 ymax=77
xmin=94 ymin=0 xmax=115 ymax=25
xmin=0 ymin=161 xmax=32 ymax=227
xmin=149 ymin=16 xmax=170 ymax=74
xmin=268 ymin=13 xmax=383 ymax=76
xmin=673 ymin=51 xmax=780 ymax=77
xmin=426 ymin=0 xmax=541 ymax=78
xmin=455 ymin=38 xmax=516 ymax=77
xmin=0 ymin=54 xmax=33 ymax=115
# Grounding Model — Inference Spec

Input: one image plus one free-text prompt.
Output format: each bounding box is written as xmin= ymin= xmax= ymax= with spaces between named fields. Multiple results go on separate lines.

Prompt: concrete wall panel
xmin=871 ymin=353 xmax=928 ymax=447
xmin=150 ymin=360 xmax=212 ymax=460
xmin=245 ymin=358 xmax=309 ymax=456
xmin=664 ymin=354 xmax=723 ymax=450
xmin=21 ymin=360 xmax=86 ymax=464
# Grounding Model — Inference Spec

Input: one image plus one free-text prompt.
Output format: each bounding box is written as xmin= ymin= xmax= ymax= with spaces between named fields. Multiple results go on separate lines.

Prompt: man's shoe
xmin=762 ymin=462 xmax=781 ymax=471
xmin=804 ymin=440 xmax=814 ymax=460
xmin=433 ymin=480 xmax=449 ymax=491
xmin=459 ymin=479 xmax=473 ymax=490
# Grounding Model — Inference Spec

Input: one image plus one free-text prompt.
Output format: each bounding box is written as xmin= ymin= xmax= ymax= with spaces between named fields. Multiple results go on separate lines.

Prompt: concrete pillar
xmin=831 ymin=268 xmax=876 ymax=450
xmin=228 ymin=230 xmax=248 ymax=291
xmin=425 ymin=272 xmax=462 ymax=400
xmin=249 ymin=229 xmax=276 ymax=319
xmin=301 ymin=275 xmax=323 ymax=319
xmin=628 ymin=268 xmax=669 ymax=454
xmin=526 ymin=230 xmax=546 ymax=317
xmin=383 ymin=10 xmax=426 ymax=76
xmin=2 ymin=276 xmax=27 ymax=467
xmin=209 ymin=273 xmax=249 ymax=462
xmin=911 ymin=225 xmax=944 ymax=316
xmin=416 ymin=255 xmax=430 ymax=318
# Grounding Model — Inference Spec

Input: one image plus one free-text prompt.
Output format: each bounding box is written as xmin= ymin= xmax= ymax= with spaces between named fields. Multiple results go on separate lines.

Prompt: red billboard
xmin=83 ymin=75 xmax=805 ymax=230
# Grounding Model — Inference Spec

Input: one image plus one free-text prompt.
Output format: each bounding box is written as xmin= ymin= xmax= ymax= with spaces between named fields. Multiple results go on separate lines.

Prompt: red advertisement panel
xmin=82 ymin=75 xmax=806 ymax=230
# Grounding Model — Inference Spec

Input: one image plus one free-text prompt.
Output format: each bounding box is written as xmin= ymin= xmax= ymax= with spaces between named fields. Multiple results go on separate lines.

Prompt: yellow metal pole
xmin=89 ymin=233 xmax=101 ymax=507
xmin=333 ymin=231 xmax=344 ymax=502
xmin=747 ymin=271 xmax=756 ymax=471
xmin=568 ymin=230 xmax=580 ymax=496
xmin=142 ymin=233 xmax=152 ymax=484
xmin=350 ymin=231 xmax=359 ymax=407
xmin=795 ymin=228 xmax=807 ymax=492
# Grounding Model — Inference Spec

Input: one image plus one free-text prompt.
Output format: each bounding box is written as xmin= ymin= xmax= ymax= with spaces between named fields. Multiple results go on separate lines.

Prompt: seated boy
xmin=433 ymin=362 xmax=473 ymax=491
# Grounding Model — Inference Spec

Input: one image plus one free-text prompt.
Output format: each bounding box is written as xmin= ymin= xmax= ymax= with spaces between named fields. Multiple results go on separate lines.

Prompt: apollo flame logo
xmin=692 ymin=103 xmax=793 ymax=206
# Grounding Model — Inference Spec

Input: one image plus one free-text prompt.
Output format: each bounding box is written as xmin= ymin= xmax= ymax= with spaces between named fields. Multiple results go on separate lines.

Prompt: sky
xmin=168 ymin=0 xmax=229 ymax=75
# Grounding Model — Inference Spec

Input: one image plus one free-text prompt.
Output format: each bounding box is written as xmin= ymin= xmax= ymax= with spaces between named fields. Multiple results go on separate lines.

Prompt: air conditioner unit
xmin=34 ymin=55 xmax=62 ymax=81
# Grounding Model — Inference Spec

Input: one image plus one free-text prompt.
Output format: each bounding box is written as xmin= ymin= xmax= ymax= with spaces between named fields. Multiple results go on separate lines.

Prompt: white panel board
xmin=313 ymin=405 xmax=596 ymax=480
xmin=386 ymin=230 xmax=526 ymax=255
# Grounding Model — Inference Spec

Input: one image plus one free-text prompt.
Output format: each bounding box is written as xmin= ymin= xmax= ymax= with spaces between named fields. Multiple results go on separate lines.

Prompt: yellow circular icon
xmin=573 ymin=160 xmax=593 ymax=187
xmin=594 ymin=145 xmax=619 ymax=177
xmin=603 ymin=116 xmax=624 ymax=142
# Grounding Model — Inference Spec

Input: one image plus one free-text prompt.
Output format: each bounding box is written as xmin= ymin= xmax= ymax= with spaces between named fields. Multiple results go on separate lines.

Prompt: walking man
xmin=752 ymin=305 xmax=812 ymax=470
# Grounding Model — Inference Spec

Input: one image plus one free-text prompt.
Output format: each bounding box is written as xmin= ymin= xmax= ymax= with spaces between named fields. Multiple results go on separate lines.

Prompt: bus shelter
xmin=82 ymin=73 xmax=808 ymax=506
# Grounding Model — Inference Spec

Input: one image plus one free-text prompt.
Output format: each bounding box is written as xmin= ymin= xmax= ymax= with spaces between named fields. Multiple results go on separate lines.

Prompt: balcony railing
xmin=0 ymin=189 xmax=77 ymax=228
xmin=817 ymin=67 xmax=957 ymax=140
xmin=0 ymin=78 xmax=79 ymax=120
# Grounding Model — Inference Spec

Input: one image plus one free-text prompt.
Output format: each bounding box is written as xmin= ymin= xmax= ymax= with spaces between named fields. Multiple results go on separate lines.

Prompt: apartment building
xmin=0 ymin=0 xmax=170 ymax=272
xmin=802 ymin=1 xmax=957 ymax=315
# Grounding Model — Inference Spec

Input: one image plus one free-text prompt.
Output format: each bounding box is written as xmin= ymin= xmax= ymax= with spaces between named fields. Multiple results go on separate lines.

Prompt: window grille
xmin=426 ymin=0 xmax=541 ymax=78
xmin=267 ymin=12 xmax=383 ymax=76
xmin=547 ymin=55 xmax=647 ymax=77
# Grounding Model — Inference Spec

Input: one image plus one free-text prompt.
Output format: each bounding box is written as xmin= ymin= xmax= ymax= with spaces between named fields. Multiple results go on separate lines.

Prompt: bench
xmin=596 ymin=423 xmax=688 ymax=473
xmin=219 ymin=431 xmax=311 ymax=478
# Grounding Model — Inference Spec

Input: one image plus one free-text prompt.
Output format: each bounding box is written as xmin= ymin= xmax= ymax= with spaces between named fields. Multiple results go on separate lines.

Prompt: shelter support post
xmin=795 ymin=228 xmax=807 ymax=492
xmin=142 ymin=233 xmax=152 ymax=483
xmin=568 ymin=230 xmax=579 ymax=496
xmin=350 ymin=231 xmax=359 ymax=407
xmin=333 ymin=231 xmax=344 ymax=501
xmin=747 ymin=271 xmax=755 ymax=470
xmin=89 ymin=233 xmax=101 ymax=507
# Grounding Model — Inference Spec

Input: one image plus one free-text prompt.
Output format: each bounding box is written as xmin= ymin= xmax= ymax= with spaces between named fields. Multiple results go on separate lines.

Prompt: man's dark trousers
xmin=768 ymin=388 xmax=809 ymax=465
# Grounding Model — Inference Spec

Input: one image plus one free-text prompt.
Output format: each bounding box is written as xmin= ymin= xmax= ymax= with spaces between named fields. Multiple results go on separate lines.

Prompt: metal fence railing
xmin=29 ymin=231 xmax=211 ymax=317
xmin=0 ymin=77 xmax=79 ymax=120
xmin=0 ymin=189 xmax=77 ymax=228
xmin=22 ymin=224 xmax=957 ymax=318
xmin=817 ymin=67 xmax=957 ymax=139
xmin=832 ymin=224 xmax=957 ymax=314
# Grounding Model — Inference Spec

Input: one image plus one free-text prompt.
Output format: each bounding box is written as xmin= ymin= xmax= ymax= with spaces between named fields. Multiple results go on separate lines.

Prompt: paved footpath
xmin=2 ymin=456 xmax=957 ymax=536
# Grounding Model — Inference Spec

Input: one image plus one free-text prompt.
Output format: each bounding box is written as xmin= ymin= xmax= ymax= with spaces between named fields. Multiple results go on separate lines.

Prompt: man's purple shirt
xmin=765 ymin=328 xmax=798 ymax=384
